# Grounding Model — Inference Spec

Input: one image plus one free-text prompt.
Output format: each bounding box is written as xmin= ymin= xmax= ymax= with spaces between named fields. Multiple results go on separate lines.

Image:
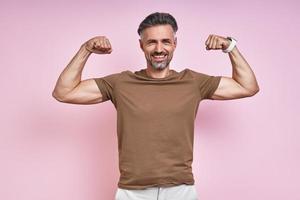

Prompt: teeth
xmin=153 ymin=55 xmax=166 ymax=58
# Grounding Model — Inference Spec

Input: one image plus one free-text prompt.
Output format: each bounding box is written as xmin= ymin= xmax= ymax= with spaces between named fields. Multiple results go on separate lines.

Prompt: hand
xmin=205 ymin=34 xmax=230 ymax=51
xmin=83 ymin=36 xmax=113 ymax=54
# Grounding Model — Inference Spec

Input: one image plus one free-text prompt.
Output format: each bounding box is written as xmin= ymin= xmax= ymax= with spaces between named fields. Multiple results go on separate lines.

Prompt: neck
xmin=145 ymin=66 xmax=171 ymax=79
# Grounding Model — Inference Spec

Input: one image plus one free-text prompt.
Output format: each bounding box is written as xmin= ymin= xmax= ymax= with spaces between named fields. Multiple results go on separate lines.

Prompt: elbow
xmin=52 ymin=91 xmax=65 ymax=102
xmin=247 ymin=86 xmax=260 ymax=97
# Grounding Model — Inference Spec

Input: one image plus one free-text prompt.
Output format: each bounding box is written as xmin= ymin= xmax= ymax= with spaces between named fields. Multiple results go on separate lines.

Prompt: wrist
xmin=222 ymin=37 xmax=237 ymax=53
xmin=77 ymin=44 xmax=92 ymax=59
xmin=80 ymin=44 xmax=92 ymax=55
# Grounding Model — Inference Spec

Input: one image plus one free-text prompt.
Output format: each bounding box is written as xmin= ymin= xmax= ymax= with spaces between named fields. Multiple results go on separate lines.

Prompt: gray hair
xmin=137 ymin=12 xmax=178 ymax=36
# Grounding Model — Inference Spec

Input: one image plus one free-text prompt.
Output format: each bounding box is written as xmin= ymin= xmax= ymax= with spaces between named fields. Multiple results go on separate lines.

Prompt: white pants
xmin=115 ymin=184 xmax=198 ymax=200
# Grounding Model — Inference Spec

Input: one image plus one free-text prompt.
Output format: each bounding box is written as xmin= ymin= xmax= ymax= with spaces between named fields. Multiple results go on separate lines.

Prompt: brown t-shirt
xmin=94 ymin=68 xmax=221 ymax=190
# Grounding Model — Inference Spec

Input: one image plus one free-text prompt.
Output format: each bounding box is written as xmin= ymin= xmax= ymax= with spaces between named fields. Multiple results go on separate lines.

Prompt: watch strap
xmin=222 ymin=37 xmax=237 ymax=53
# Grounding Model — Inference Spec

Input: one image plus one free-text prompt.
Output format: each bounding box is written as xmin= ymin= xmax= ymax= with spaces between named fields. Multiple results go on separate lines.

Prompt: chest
xmin=115 ymin=83 xmax=199 ymax=116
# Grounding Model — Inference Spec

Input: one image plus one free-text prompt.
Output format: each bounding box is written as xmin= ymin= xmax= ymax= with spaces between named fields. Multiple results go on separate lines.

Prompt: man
xmin=52 ymin=12 xmax=259 ymax=200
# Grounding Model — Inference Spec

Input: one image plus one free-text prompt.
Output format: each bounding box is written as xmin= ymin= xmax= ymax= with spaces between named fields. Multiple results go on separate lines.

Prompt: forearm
xmin=228 ymin=46 xmax=260 ymax=93
xmin=52 ymin=45 xmax=91 ymax=99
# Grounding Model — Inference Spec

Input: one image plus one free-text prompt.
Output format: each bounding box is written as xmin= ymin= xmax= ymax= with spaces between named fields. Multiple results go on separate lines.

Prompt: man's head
xmin=138 ymin=12 xmax=178 ymax=70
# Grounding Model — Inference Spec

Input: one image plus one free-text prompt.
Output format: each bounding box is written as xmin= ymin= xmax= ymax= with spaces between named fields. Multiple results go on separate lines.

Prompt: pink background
xmin=1 ymin=0 xmax=299 ymax=199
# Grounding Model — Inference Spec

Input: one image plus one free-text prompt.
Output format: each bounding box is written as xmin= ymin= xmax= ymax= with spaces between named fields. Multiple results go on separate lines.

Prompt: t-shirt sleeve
xmin=189 ymin=69 xmax=222 ymax=100
xmin=93 ymin=72 xmax=121 ymax=103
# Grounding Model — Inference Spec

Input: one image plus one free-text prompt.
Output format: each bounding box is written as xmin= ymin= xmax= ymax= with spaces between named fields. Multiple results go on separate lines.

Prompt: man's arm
xmin=205 ymin=35 xmax=260 ymax=100
xmin=52 ymin=36 xmax=112 ymax=104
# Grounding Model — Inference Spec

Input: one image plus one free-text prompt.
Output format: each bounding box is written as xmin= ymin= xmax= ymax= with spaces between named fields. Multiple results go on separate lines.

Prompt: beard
xmin=146 ymin=53 xmax=173 ymax=71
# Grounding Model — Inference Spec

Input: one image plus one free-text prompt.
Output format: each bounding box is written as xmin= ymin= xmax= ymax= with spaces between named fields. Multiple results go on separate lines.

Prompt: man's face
xmin=139 ymin=24 xmax=177 ymax=70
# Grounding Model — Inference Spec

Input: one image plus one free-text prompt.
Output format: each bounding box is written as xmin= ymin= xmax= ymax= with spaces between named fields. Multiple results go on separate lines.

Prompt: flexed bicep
xmin=210 ymin=76 xmax=255 ymax=100
xmin=57 ymin=79 xmax=105 ymax=104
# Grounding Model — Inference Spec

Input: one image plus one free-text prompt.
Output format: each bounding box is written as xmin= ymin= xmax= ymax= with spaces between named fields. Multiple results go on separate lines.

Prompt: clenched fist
xmin=83 ymin=36 xmax=112 ymax=54
xmin=205 ymin=34 xmax=230 ymax=51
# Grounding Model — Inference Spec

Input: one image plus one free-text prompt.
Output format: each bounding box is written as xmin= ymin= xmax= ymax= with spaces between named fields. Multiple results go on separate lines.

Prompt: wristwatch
xmin=222 ymin=36 xmax=237 ymax=53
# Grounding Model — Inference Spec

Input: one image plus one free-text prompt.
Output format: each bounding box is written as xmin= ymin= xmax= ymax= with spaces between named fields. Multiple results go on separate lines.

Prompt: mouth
xmin=152 ymin=54 xmax=167 ymax=62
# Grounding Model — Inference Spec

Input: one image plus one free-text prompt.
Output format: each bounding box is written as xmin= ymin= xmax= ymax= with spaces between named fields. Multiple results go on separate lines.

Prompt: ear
xmin=174 ymin=37 xmax=177 ymax=48
xmin=139 ymin=39 xmax=144 ymax=52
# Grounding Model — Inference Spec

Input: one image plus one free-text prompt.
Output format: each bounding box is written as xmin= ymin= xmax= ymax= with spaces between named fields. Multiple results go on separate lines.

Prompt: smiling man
xmin=139 ymin=23 xmax=176 ymax=71
xmin=52 ymin=12 xmax=259 ymax=200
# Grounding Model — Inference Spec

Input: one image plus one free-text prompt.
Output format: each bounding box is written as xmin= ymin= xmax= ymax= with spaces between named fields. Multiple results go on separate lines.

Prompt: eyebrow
xmin=146 ymin=38 xmax=172 ymax=43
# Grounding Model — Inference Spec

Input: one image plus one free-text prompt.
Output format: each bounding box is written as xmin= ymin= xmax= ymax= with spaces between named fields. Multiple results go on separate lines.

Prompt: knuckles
xmin=85 ymin=36 xmax=112 ymax=54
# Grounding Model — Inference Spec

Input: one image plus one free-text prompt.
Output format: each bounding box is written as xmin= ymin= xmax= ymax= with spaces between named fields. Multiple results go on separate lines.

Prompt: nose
xmin=154 ymin=42 xmax=163 ymax=53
